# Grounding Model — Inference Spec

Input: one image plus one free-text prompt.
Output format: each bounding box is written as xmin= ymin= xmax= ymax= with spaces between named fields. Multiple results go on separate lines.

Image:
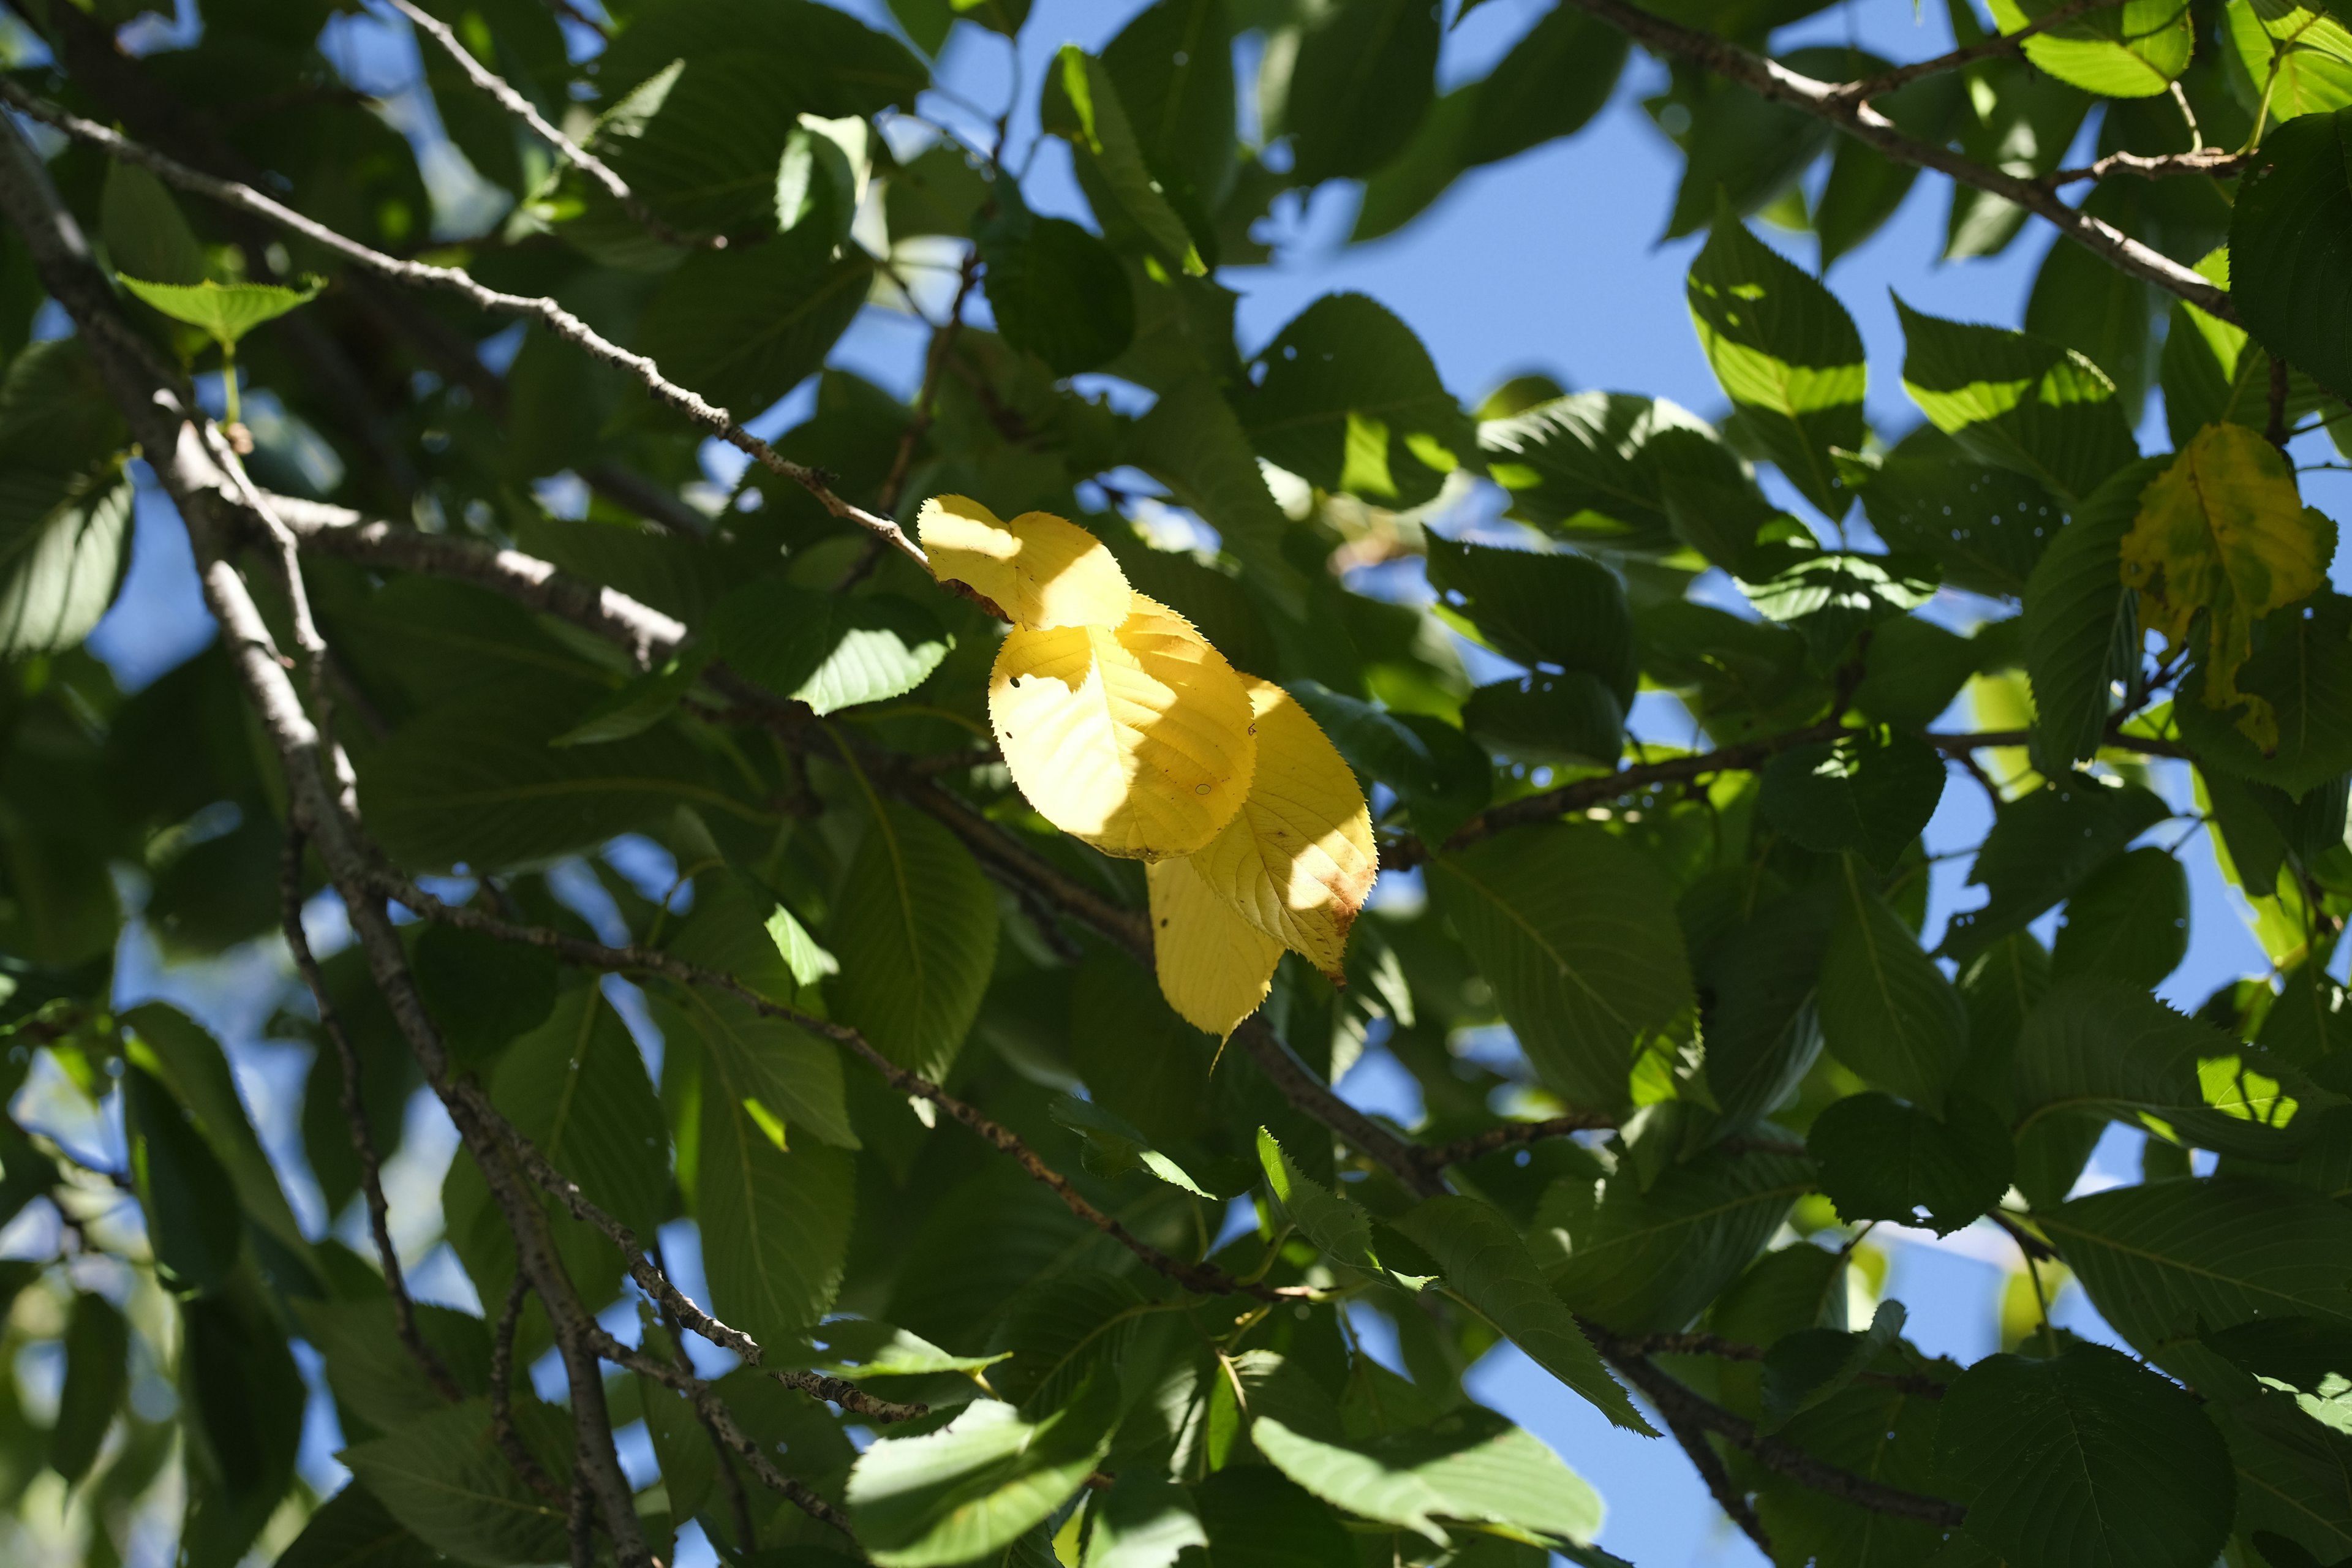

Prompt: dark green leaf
xmin=981 ymin=205 xmax=1137 ymax=376
xmin=1189 ymin=1464 xmax=1355 ymax=1568
xmin=1285 ymin=682 xmax=1490 ymax=843
xmin=413 ymin=922 xmax=559 ymax=1068
xmin=1807 ymin=1091 xmax=2013 ymax=1235
xmin=707 ymin=581 xmax=952 ymax=716
xmin=341 ymin=1399 xmax=569 ymax=1567
xmin=1102 ymin=0 xmax=1237 ymax=209
xmin=2231 ymin=106 xmax=2352 ymax=404
xmin=1461 ymin=3 xmax=1626 ymax=165
xmin=1430 ymin=825 xmax=1694 ymax=1110
xmin=1424 ymin=535 xmax=1635 ymax=703
xmin=2173 ymin=592 xmax=2352 ymax=799
xmin=1940 ymin=778 xmax=2171 ymax=962
xmin=831 ymin=801 xmax=999 ymax=1081
xmin=2050 ymin=845 xmax=2188 ymax=988
xmin=636 ymin=247 xmax=872 ymax=419
xmin=125 ymin=1063 xmax=244 ymax=1295
xmin=1284 ymin=0 xmax=1438 ymax=183
xmin=1458 ymin=673 xmax=1623 ymax=768
xmin=1936 ymin=1344 xmax=2233 ymax=1568
xmin=600 ymin=0 xmax=928 ymax=120
xmin=51 ymin=1291 xmax=127 ymax=1483
xmin=1860 ymin=423 xmax=2066 ymax=598
xmin=1542 ymin=1147 xmax=1813 ymax=1333
xmin=1758 ymin=728 xmax=1945 ymax=870
xmin=276 ymin=1484 xmax=449 ymax=1568
xmin=1482 ymin=392 xmax=1744 ymax=556
xmin=1818 ymin=859 xmax=1970 ymax=1105
xmin=1393 ymin=1196 xmax=1652 ymax=1434
xmin=2021 ymin=457 xmax=2169 ymax=770
xmin=1235 ymin=293 xmax=1469 ymax=508
xmin=1758 ymin=1299 xmax=1907 ymax=1434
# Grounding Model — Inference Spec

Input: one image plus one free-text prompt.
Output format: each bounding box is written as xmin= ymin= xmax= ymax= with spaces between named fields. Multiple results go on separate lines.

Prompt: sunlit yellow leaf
xmin=917 ymin=494 xmax=1133 ymax=629
xmin=1147 ymin=854 xmax=1283 ymax=1039
xmin=1187 ymin=678 xmax=1376 ymax=978
xmin=2120 ymin=423 xmax=2335 ymax=751
xmin=990 ymin=594 xmax=1256 ymax=859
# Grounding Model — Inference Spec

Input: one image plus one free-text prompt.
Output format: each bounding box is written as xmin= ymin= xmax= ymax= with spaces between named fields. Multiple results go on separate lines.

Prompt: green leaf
xmin=491 ymin=985 xmax=669 ymax=1235
xmin=359 ymin=682 xmax=741 ymax=872
xmin=2013 ymin=977 xmax=2304 ymax=1163
xmin=1393 ymin=1196 xmax=1653 ymax=1434
xmin=1859 ymin=424 xmax=2066 ymax=597
xmin=2173 ymin=592 xmax=2352 ymax=799
xmin=1065 ymin=945 xmax=1215 ymax=1147
xmin=847 ymin=1378 xmax=1120 ymax=1567
xmin=1459 ymin=673 xmax=1623 ymax=768
xmin=276 ymin=1485 xmax=448 ymax=1568
xmin=123 ymin=1002 xmax=313 ymax=1272
xmin=412 ymin=922 xmax=559 ymax=1068
xmin=707 ymin=581 xmax=952 ymax=715
xmin=1815 ymin=72 xmax=1967 ymax=268
xmin=696 ymin=1084 xmax=855 ymax=1347
xmin=1818 ymin=859 xmax=1970 ymax=1106
xmin=2040 ymin=1176 xmax=2352 ymax=1392
xmin=1941 ymin=778 xmax=2171 ymax=962
xmin=1256 ymin=1126 xmax=1379 ymax=1270
xmin=1894 ymin=296 xmax=2138 ymax=505
xmin=51 ymin=1291 xmax=127 ymax=1483
xmin=1738 ymin=549 xmax=1940 ymax=668
xmin=124 ymin=1061 xmax=243 ymax=1294
xmin=341 ymin=1399 xmax=569 ymax=1567
xmin=1283 ymin=0 xmax=1438 ymax=183
xmin=1758 ymin=1299 xmax=1907 ymax=1434
xmin=1251 ymin=1401 xmax=1603 ymax=1547
xmin=1807 ymin=1091 xmax=2014 ymax=1235
xmin=600 ymin=1 xmax=929 ymax=121
xmin=1234 ymin=293 xmax=1471 ymax=509
xmin=181 ymin=1281 xmax=309 ymax=1565
xmin=1461 ymin=2 xmax=1626 ymax=165
xmin=100 ymin=159 xmax=208 ymax=287
xmin=1101 ymin=0 xmax=1237 ymax=211
xmin=1082 ymin=1472 xmax=1206 ymax=1568
xmin=1191 ymin=1465 xmax=1355 ymax=1567
xmin=1481 ymin=391 xmax=1744 ymax=556
xmin=636 ymin=246 xmax=872 ymax=418
xmin=1348 ymin=85 xmax=1477 ymax=244
xmin=830 ymin=800 xmax=999 ymax=1080
xmin=980 ymin=202 xmax=1137 ymax=376
xmin=1660 ymin=73 xmax=1831 ymax=240
xmin=1758 ymin=728 xmax=1945 ymax=871
xmin=1429 ymin=825 xmax=1694 ymax=1110
xmin=985 ymin=1270 xmax=1159 ymax=1414
xmin=1540 ymin=1146 xmax=1813 ymax=1333
xmin=298 ymin=1297 xmax=491 ymax=1435
xmin=1685 ymin=211 xmax=1867 ymax=518
xmin=1051 ymin=1095 xmax=1211 ymax=1196
xmin=1126 ymin=371 xmax=1311 ymax=615
xmin=0 ymin=459 xmax=132 ymax=658
xmin=549 ymin=649 xmax=710 ymax=747
xmin=2050 ymin=845 xmax=2189 ymax=988
xmin=1987 ymin=0 xmax=2194 ymax=97
xmin=2210 ymin=1390 xmax=2352 ymax=1562
xmin=1935 ymin=1344 xmax=2233 ymax=1568
xmin=1285 ymin=682 xmax=1490 ymax=843
xmin=581 ymin=56 xmax=812 ymax=242
xmin=1424 ymin=534 xmax=1635 ymax=704
xmin=2230 ymin=108 xmax=2352 ymax=404
xmin=1694 ymin=886 xmax=1833 ymax=1131
xmin=2022 ymin=457 xmax=2169 ymax=769
xmin=2024 ymin=187 xmax=2160 ymax=421
xmin=808 ymin=1319 xmax=1012 ymax=1379
xmin=2226 ymin=0 xmax=2352 ymax=124
xmin=1041 ymin=45 xmax=1206 ymax=274
xmin=117 ymin=274 xmax=321 ymax=346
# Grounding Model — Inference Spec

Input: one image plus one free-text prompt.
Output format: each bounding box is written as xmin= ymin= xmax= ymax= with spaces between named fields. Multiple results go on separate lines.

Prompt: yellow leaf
xmin=916 ymin=494 xmax=1132 ymax=629
xmin=991 ymin=594 xmax=1257 ymax=859
xmin=1187 ymin=678 xmax=1376 ymax=978
xmin=2120 ymin=423 xmax=2335 ymax=751
xmin=1147 ymin=855 xmax=1283 ymax=1039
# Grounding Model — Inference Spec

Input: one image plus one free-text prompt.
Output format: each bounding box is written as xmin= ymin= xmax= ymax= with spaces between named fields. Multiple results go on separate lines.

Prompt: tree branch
xmin=2041 ymin=146 xmax=2251 ymax=186
xmin=0 ymin=114 xmax=658 ymax=1567
xmin=1659 ymin=1404 xmax=1775 ymax=1556
xmin=1408 ymin=1113 xmax=1618 ymax=1173
xmin=1560 ymin=0 xmax=2231 ymax=315
xmin=0 ymin=81 xmax=932 ymax=574
xmin=491 ymin=1278 xmax=568 ymax=1506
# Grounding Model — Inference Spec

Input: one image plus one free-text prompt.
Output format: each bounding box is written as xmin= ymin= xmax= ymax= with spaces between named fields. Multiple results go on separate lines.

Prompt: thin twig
xmin=1832 ymin=0 xmax=2124 ymax=102
xmin=1562 ymin=0 xmax=2230 ymax=315
xmin=837 ymin=249 xmax=984 ymax=592
xmin=387 ymin=0 xmax=711 ymax=250
xmin=1660 ymin=1404 xmax=1774 ymax=1556
xmin=1410 ymin=1114 xmax=1617 ymax=1170
xmin=2040 ymin=146 xmax=2248 ymax=186
xmin=1613 ymin=1331 xmax=1947 ymax=1398
xmin=0 ymin=82 xmax=935 ymax=575
xmin=280 ymin=831 xmax=464 ymax=1406
xmin=492 ymin=1279 xmax=567 ymax=1505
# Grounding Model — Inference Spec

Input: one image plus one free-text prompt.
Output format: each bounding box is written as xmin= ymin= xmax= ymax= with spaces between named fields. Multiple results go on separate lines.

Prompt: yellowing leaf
xmin=1147 ymin=855 xmax=1283 ymax=1038
xmin=1187 ymin=679 xmax=1376 ymax=978
xmin=2121 ymin=423 xmax=2336 ymax=751
xmin=991 ymin=594 xmax=1257 ymax=859
xmin=917 ymin=494 xmax=1132 ymax=629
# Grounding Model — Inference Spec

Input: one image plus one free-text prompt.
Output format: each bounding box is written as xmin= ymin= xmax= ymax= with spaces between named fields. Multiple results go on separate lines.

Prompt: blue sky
xmin=51 ymin=1 xmax=2346 ymax=1564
